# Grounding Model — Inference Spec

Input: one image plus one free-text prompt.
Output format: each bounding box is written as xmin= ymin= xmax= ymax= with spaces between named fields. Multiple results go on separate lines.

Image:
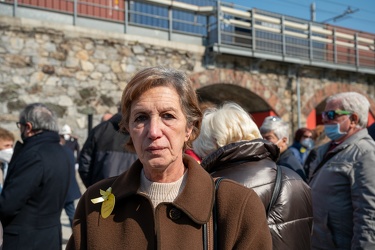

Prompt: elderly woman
xmin=193 ymin=102 xmax=312 ymax=250
xmin=67 ymin=67 xmax=271 ymax=249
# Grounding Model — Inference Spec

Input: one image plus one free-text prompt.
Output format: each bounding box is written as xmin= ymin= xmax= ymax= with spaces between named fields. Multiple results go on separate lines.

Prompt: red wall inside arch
xmin=250 ymin=110 xmax=278 ymax=128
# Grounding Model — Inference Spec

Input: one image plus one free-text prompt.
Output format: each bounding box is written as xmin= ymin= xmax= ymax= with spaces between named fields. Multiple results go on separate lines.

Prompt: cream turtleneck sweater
xmin=138 ymin=169 xmax=188 ymax=208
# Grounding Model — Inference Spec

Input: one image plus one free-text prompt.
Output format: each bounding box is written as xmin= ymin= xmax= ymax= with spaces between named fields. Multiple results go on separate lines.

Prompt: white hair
xmin=259 ymin=116 xmax=289 ymax=142
xmin=192 ymin=102 xmax=262 ymax=159
xmin=326 ymin=92 xmax=370 ymax=128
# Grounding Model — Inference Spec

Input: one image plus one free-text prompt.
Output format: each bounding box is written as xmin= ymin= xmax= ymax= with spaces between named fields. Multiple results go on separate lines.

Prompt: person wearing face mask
xmin=0 ymin=103 xmax=71 ymax=250
xmin=60 ymin=124 xmax=80 ymax=163
xmin=0 ymin=127 xmax=15 ymax=194
xmin=59 ymin=124 xmax=82 ymax=230
xmin=260 ymin=116 xmax=307 ymax=182
xmin=289 ymin=127 xmax=314 ymax=165
xmin=304 ymin=92 xmax=375 ymax=249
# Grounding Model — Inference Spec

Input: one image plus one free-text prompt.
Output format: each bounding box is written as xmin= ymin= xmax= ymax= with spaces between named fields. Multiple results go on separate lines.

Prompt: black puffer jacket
xmin=79 ymin=113 xmax=138 ymax=188
xmin=201 ymin=139 xmax=313 ymax=250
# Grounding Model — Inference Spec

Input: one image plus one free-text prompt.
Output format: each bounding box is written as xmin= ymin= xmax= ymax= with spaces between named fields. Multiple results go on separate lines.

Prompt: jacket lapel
xmin=109 ymin=155 xmax=215 ymax=225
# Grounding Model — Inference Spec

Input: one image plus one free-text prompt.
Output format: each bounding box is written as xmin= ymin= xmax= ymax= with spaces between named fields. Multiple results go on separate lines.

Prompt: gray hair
xmin=19 ymin=103 xmax=59 ymax=132
xmin=259 ymin=116 xmax=289 ymax=142
xmin=326 ymin=92 xmax=370 ymax=128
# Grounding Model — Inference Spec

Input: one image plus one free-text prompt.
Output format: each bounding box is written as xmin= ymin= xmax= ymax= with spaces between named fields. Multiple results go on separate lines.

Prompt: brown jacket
xmin=67 ymin=155 xmax=272 ymax=249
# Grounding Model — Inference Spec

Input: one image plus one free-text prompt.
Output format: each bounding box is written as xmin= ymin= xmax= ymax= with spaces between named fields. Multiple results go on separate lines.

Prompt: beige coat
xmin=67 ymin=155 xmax=272 ymax=249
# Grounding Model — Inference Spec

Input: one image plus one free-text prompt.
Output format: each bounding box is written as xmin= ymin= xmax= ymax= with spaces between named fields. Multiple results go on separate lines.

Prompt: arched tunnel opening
xmin=196 ymin=83 xmax=276 ymax=126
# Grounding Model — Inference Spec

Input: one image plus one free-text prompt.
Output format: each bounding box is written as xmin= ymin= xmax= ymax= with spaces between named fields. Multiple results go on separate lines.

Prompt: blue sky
xmin=228 ymin=0 xmax=375 ymax=35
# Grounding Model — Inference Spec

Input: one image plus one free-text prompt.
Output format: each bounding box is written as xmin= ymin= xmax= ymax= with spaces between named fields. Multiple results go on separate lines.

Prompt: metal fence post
xmin=309 ymin=22 xmax=313 ymax=60
xmin=281 ymin=16 xmax=285 ymax=57
xmin=73 ymin=0 xmax=77 ymax=26
xmin=355 ymin=33 xmax=359 ymax=68
xmin=124 ymin=0 xmax=128 ymax=33
xmin=168 ymin=6 xmax=172 ymax=41
xmin=13 ymin=0 xmax=17 ymax=17
xmin=217 ymin=0 xmax=221 ymax=46
xmin=333 ymin=28 xmax=337 ymax=64
xmin=251 ymin=9 xmax=256 ymax=51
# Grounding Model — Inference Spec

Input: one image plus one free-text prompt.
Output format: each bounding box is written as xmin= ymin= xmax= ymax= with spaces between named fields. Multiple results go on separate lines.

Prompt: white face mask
xmin=0 ymin=148 xmax=14 ymax=163
xmin=63 ymin=134 xmax=70 ymax=141
xmin=275 ymin=138 xmax=283 ymax=149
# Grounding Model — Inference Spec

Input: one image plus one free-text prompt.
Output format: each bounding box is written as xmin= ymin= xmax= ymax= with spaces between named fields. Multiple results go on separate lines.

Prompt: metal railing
xmin=211 ymin=4 xmax=375 ymax=72
xmin=1 ymin=0 xmax=374 ymax=73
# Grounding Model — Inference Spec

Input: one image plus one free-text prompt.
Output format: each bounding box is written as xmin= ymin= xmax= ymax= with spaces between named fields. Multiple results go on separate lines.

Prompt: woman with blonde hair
xmin=193 ymin=102 xmax=313 ymax=250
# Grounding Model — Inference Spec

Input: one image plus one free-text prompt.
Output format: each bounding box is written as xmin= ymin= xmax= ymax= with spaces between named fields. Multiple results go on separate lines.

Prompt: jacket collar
xmin=314 ymin=129 xmax=370 ymax=161
xmin=337 ymin=128 xmax=369 ymax=146
xmin=201 ymin=139 xmax=280 ymax=173
xmin=326 ymin=128 xmax=370 ymax=154
xmin=12 ymin=131 xmax=60 ymax=161
xmin=110 ymin=155 xmax=215 ymax=224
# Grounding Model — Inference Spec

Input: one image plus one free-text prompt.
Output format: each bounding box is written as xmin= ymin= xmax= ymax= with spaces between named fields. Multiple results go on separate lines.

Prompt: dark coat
xmin=201 ymin=139 xmax=313 ymax=250
xmin=367 ymin=122 xmax=375 ymax=140
xmin=63 ymin=137 xmax=80 ymax=162
xmin=78 ymin=113 xmax=138 ymax=188
xmin=0 ymin=131 xmax=70 ymax=250
xmin=278 ymin=147 xmax=307 ymax=181
xmin=67 ymin=155 xmax=272 ymax=249
xmin=63 ymin=145 xmax=81 ymax=202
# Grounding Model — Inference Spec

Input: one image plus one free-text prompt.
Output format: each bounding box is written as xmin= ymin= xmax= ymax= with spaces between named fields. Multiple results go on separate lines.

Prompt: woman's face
xmin=129 ymin=86 xmax=193 ymax=178
xmin=300 ymin=131 xmax=313 ymax=143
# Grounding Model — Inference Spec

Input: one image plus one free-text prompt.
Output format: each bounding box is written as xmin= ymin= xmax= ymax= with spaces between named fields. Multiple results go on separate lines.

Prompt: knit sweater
xmin=138 ymin=169 xmax=188 ymax=207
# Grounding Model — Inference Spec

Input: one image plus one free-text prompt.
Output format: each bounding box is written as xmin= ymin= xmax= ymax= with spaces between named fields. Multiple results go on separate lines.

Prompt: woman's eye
xmin=162 ymin=113 xmax=175 ymax=120
xmin=134 ymin=115 xmax=147 ymax=123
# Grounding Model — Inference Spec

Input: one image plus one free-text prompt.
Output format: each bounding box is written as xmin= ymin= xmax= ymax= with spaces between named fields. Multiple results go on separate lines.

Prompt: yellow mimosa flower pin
xmin=91 ymin=187 xmax=115 ymax=218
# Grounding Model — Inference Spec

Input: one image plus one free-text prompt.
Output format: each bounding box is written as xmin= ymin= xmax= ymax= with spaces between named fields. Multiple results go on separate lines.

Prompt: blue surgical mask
xmin=324 ymin=118 xmax=348 ymax=141
xmin=301 ymin=138 xmax=314 ymax=149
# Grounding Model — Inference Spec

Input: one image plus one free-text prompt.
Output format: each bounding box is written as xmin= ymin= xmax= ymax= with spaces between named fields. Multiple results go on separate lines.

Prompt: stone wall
xmin=190 ymin=56 xmax=375 ymax=131
xmin=1 ymin=15 xmax=375 ymax=146
xmin=0 ymin=16 xmax=206 ymax=145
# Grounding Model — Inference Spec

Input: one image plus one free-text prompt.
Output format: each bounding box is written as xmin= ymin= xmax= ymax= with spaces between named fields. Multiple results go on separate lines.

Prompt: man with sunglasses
xmin=305 ymin=92 xmax=375 ymax=249
xmin=0 ymin=103 xmax=70 ymax=250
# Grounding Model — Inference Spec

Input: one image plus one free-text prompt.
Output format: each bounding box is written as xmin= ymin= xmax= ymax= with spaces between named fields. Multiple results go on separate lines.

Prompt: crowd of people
xmin=1 ymin=66 xmax=375 ymax=249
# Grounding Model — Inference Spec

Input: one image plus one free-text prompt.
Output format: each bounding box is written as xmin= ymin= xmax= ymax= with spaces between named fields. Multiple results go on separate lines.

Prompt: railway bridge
xmin=1 ymin=0 xmax=375 ymax=143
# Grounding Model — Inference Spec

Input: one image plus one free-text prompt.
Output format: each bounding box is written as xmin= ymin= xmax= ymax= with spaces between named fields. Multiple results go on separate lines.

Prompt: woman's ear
xmin=185 ymin=126 xmax=193 ymax=141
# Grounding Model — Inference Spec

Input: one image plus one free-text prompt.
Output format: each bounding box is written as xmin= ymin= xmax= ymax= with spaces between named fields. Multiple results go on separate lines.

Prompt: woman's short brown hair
xmin=120 ymin=66 xmax=202 ymax=152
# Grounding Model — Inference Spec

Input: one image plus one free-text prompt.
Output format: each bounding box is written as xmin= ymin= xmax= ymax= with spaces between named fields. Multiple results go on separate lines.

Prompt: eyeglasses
xmin=16 ymin=122 xmax=25 ymax=128
xmin=321 ymin=110 xmax=352 ymax=120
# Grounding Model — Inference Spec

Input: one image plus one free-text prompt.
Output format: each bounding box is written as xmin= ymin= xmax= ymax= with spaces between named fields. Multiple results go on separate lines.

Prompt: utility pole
xmin=310 ymin=2 xmax=315 ymax=21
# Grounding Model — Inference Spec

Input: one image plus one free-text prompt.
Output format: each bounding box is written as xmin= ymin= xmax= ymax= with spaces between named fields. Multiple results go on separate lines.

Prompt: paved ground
xmin=61 ymin=170 xmax=86 ymax=249
xmin=61 ymin=209 xmax=72 ymax=248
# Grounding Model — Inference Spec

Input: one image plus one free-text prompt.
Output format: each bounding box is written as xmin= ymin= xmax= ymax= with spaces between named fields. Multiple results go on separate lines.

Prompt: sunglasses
xmin=266 ymin=116 xmax=281 ymax=122
xmin=322 ymin=110 xmax=352 ymax=120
